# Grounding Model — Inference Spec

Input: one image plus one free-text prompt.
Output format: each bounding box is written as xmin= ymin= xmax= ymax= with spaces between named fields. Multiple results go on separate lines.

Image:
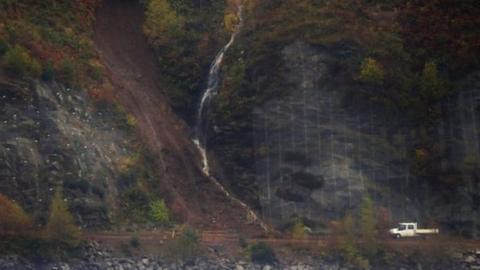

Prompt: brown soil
xmin=93 ymin=0 xmax=262 ymax=234
xmin=85 ymin=230 xmax=480 ymax=261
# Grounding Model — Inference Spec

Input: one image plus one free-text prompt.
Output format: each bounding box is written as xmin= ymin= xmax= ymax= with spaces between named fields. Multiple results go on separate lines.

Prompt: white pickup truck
xmin=389 ymin=222 xmax=439 ymax=239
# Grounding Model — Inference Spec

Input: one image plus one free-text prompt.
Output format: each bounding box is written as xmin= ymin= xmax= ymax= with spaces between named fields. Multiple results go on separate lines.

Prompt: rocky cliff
xmin=210 ymin=39 xmax=480 ymax=234
xmin=195 ymin=0 xmax=480 ymax=235
xmin=0 ymin=78 xmax=152 ymax=228
xmin=251 ymin=42 xmax=480 ymax=232
xmin=0 ymin=0 xmax=268 ymax=232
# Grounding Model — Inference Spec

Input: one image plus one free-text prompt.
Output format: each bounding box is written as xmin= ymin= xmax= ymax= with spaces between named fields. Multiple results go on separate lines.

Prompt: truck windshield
xmin=398 ymin=224 xmax=406 ymax=230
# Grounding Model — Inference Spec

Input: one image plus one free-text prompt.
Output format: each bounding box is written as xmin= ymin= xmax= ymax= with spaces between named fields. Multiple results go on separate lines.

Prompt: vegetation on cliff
xmin=144 ymin=0 xmax=480 ymax=218
xmin=215 ymin=0 xmax=480 ymax=127
xmin=0 ymin=0 xmax=102 ymax=86
xmin=0 ymin=0 xmax=172 ymax=234
xmin=44 ymin=189 xmax=82 ymax=251
xmin=143 ymin=0 xmax=226 ymax=118
xmin=0 ymin=193 xmax=32 ymax=236
xmin=0 ymin=192 xmax=81 ymax=258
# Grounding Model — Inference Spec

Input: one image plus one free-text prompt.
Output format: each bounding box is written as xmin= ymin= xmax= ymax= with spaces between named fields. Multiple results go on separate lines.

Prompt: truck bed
xmin=416 ymin=229 xmax=439 ymax=234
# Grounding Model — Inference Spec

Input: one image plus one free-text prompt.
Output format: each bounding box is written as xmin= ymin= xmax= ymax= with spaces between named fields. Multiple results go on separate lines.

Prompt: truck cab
xmin=389 ymin=222 xmax=417 ymax=238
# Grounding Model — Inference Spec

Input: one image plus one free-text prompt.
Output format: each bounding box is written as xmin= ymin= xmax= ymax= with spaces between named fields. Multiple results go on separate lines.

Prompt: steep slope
xmin=0 ymin=0 xmax=162 ymax=229
xmin=0 ymin=78 xmax=141 ymax=228
xmin=205 ymin=0 xmax=480 ymax=236
xmin=93 ymin=0 xmax=263 ymax=232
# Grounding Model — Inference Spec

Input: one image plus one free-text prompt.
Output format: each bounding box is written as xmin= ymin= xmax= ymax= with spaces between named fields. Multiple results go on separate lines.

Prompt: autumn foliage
xmin=44 ymin=189 xmax=82 ymax=249
xmin=0 ymin=193 xmax=31 ymax=236
xmin=399 ymin=0 xmax=480 ymax=71
xmin=0 ymin=0 xmax=103 ymax=86
xmin=0 ymin=191 xmax=83 ymax=257
xmin=359 ymin=58 xmax=384 ymax=85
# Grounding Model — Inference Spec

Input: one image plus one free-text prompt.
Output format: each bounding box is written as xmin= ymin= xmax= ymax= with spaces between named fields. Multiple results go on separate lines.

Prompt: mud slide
xmin=93 ymin=0 xmax=262 ymax=233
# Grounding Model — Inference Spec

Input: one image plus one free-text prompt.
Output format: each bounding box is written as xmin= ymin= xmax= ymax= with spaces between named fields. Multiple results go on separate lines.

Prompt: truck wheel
xmin=394 ymin=234 xmax=401 ymax=239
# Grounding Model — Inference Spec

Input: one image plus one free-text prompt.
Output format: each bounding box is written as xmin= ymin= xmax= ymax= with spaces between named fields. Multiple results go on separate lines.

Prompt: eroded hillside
xmin=0 ymin=0 xmax=265 ymax=233
xmin=93 ymin=0 xmax=263 ymax=232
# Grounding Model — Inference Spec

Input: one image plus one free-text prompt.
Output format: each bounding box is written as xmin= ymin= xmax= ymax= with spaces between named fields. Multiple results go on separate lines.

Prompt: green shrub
xmin=120 ymin=241 xmax=132 ymax=256
xmin=149 ymin=199 xmax=169 ymax=225
xmin=2 ymin=45 xmax=41 ymax=78
xmin=0 ymin=38 xmax=8 ymax=56
xmin=87 ymin=60 xmax=103 ymax=81
xmin=144 ymin=0 xmax=185 ymax=47
xmin=224 ymin=12 xmax=239 ymax=32
xmin=124 ymin=186 xmax=150 ymax=207
xmin=0 ymin=235 xmax=52 ymax=259
xmin=0 ymin=0 xmax=17 ymax=6
xmin=118 ymin=186 xmax=151 ymax=223
xmin=360 ymin=196 xmax=377 ymax=257
xmin=419 ymin=61 xmax=447 ymax=101
xmin=238 ymin=234 xmax=248 ymax=248
xmin=359 ymin=57 xmax=384 ymax=84
xmin=166 ymin=226 xmax=201 ymax=262
xmin=292 ymin=218 xmax=306 ymax=240
xmin=338 ymin=214 xmax=371 ymax=269
xmin=41 ymin=60 xmax=55 ymax=81
xmin=247 ymin=242 xmax=276 ymax=264
xmin=129 ymin=233 xmax=140 ymax=248
xmin=118 ymin=170 xmax=138 ymax=189
xmin=44 ymin=189 xmax=81 ymax=252
xmin=57 ymin=58 xmax=76 ymax=85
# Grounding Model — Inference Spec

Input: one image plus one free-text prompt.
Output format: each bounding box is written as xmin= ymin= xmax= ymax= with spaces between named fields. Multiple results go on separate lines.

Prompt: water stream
xmin=192 ymin=3 xmax=269 ymax=232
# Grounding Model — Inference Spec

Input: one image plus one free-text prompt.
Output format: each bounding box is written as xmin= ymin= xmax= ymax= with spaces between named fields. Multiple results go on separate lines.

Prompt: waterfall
xmin=368 ymin=103 xmax=377 ymax=202
xmin=328 ymin=90 xmax=337 ymax=218
xmin=290 ymin=102 xmax=296 ymax=151
xmin=403 ymin=136 xmax=409 ymax=220
xmin=469 ymin=90 xmax=480 ymax=163
xmin=301 ymin=55 xmax=309 ymax=159
xmin=277 ymin=104 xmax=285 ymax=220
xmin=192 ymin=3 xmax=269 ymax=232
xmin=264 ymin=118 xmax=271 ymax=203
xmin=343 ymin=111 xmax=351 ymax=208
xmin=193 ymin=4 xmax=244 ymax=173
xmin=468 ymin=90 xmax=479 ymax=239
xmin=356 ymin=114 xmax=365 ymax=189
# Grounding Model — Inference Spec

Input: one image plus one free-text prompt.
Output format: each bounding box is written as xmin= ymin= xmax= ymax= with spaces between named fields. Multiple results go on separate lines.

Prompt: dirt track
xmin=93 ymin=0 xmax=263 ymax=233
xmin=85 ymin=230 xmax=480 ymax=259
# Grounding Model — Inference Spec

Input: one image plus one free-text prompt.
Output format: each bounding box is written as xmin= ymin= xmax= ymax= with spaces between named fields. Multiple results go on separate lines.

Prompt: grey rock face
xmin=253 ymin=41 xmax=419 ymax=225
xmin=216 ymin=40 xmax=480 ymax=233
xmin=0 ymin=80 xmax=144 ymax=227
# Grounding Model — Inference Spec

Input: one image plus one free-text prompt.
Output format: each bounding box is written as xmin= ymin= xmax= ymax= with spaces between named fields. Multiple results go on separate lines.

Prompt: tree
xmin=291 ymin=218 xmax=306 ymax=239
xmin=359 ymin=57 xmax=384 ymax=85
xmin=144 ymin=0 xmax=185 ymax=47
xmin=166 ymin=226 xmax=201 ymax=262
xmin=419 ymin=61 xmax=446 ymax=101
xmin=399 ymin=0 xmax=480 ymax=71
xmin=0 ymin=0 xmax=18 ymax=10
xmin=360 ymin=195 xmax=377 ymax=256
xmin=339 ymin=213 xmax=358 ymax=261
xmin=224 ymin=12 xmax=239 ymax=32
xmin=338 ymin=213 xmax=370 ymax=269
xmin=150 ymin=199 xmax=169 ymax=225
xmin=0 ymin=193 xmax=31 ymax=236
xmin=57 ymin=58 xmax=77 ymax=85
xmin=247 ymin=241 xmax=276 ymax=264
xmin=44 ymin=189 xmax=81 ymax=249
xmin=3 ymin=45 xmax=41 ymax=78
